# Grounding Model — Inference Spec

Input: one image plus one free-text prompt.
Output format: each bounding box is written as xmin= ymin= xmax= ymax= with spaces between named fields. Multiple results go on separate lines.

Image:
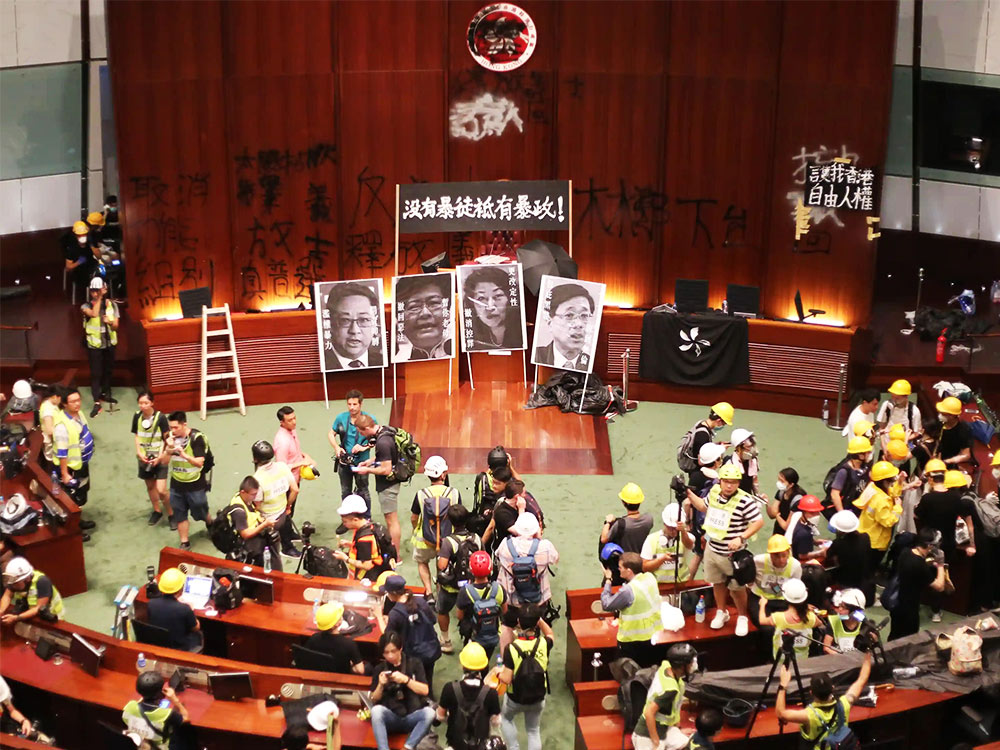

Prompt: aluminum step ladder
xmin=200 ymin=303 xmax=246 ymax=420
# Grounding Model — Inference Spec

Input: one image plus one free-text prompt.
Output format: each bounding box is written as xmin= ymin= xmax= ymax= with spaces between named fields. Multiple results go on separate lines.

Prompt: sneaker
xmin=440 ymin=638 xmax=454 ymax=655
xmin=735 ymin=615 xmax=750 ymax=637
xmin=79 ymin=519 xmax=96 ymax=530
xmin=709 ymin=609 xmax=730 ymax=630
xmin=147 ymin=511 xmax=163 ymax=526
xmin=283 ymin=547 xmax=303 ymax=558
xmin=169 ymin=517 xmax=178 ymax=531
xmin=89 ymin=403 xmax=102 ymax=418
xmin=180 ymin=541 xmax=191 ymax=550
xmin=82 ymin=532 xmax=91 ymax=542
xmin=931 ymin=611 xmax=942 ymax=623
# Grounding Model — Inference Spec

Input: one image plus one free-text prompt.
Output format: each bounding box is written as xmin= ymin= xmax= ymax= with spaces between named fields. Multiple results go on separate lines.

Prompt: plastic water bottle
xmin=695 ymin=595 xmax=706 ymax=623
xmin=51 ymin=470 xmax=60 ymax=497
xmin=263 ymin=548 xmax=272 ymax=573
xmin=136 ymin=653 xmax=148 ymax=673
xmin=312 ymin=596 xmax=320 ymax=621
xmin=821 ymin=400 xmax=829 ymax=425
xmin=892 ymin=667 xmax=918 ymax=679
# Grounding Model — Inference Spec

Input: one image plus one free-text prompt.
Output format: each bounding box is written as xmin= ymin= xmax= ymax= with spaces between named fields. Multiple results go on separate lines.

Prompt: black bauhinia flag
xmin=639 ymin=312 xmax=750 ymax=387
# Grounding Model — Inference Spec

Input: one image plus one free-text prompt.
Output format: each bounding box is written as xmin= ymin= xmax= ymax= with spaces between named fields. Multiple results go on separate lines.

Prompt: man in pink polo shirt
xmin=273 ymin=406 xmax=317 ymax=483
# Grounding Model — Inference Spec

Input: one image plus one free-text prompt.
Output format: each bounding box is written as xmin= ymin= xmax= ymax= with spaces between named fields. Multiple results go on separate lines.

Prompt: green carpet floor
xmin=60 ymin=389 xmax=960 ymax=749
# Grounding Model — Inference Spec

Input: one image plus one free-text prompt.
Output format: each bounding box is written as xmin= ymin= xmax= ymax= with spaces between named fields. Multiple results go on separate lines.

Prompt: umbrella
xmin=516 ymin=239 xmax=577 ymax=296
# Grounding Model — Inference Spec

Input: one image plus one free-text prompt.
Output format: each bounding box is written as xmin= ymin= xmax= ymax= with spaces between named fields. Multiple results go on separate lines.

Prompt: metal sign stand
xmin=467 ymin=353 xmax=475 ymax=391
xmin=578 ymin=373 xmax=590 ymax=414
xmin=826 ymin=363 xmax=848 ymax=431
xmin=381 ymin=366 xmax=386 ymax=405
xmin=521 ymin=350 xmax=527 ymax=388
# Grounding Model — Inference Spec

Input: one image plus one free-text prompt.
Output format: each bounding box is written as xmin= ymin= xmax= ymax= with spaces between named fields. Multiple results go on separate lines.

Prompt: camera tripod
xmin=293 ymin=526 xmax=314 ymax=576
xmin=745 ymin=632 xmax=807 ymax=739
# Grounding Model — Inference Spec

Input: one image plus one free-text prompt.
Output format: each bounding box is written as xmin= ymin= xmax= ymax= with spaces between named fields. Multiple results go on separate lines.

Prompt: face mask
xmin=77 ymin=235 xmax=87 ymax=245
xmin=776 ymin=481 xmax=788 ymax=493
xmin=993 ymin=468 xmax=1000 ymax=481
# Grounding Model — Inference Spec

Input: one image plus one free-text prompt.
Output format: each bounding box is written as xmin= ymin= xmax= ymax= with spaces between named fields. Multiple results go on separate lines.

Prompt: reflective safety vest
xmin=228 ymin=492 xmax=263 ymax=530
xmin=84 ymin=298 xmax=118 ymax=348
xmin=753 ymin=555 xmax=796 ymax=600
xmin=135 ymin=411 xmax=165 ymax=455
xmin=644 ymin=663 xmax=684 ymax=728
xmin=801 ymin=696 xmax=852 ymax=743
xmin=509 ymin=635 xmax=549 ymax=676
xmin=56 ymin=410 xmax=92 ymax=469
xmin=827 ymin=615 xmax=859 ymax=653
xmin=618 ymin=572 xmax=662 ymax=644
xmin=644 ymin=531 xmax=689 ymax=582
xmin=703 ymin=484 xmax=750 ymax=541
xmin=771 ymin=610 xmax=818 ymax=660
xmin=121 ymin=701 xmax=172 ymax=750
xmin=254 ymin=460 xmax=293 ymax=516
xmin=169 ymin=430 xmax=205 ymax=483
xmin=12 ymin=570 xmax=64 ymax=619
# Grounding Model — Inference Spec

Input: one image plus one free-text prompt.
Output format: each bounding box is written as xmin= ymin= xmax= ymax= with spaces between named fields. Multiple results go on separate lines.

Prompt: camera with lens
xmin=670 ymin=475 xmax=689 ymax=502
xmin=853 ymin=619 xmax=882 ymax=653
xmin=300 ymin=521 xmax=316 ymax=543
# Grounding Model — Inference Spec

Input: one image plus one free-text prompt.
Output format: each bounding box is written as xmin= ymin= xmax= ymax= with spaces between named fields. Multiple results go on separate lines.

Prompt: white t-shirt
xmin=842 ymin=405 xmax=875 ymax=437
xmin=876 ymin=399 xmax=921 ymax=432
xmin=0 ymin=675 xmax=11 ymax=703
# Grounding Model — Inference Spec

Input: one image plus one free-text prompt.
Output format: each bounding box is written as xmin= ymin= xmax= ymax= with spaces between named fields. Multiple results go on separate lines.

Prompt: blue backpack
xmin=506 ymin=537 xmax=542 ymax=603
xmin=401 ymin=598 xmax=442 ymax=663
xmin=469 ymin=582 xmax=501 ymax=646
xmin=811 ymin=700 xmax=860 ymax=750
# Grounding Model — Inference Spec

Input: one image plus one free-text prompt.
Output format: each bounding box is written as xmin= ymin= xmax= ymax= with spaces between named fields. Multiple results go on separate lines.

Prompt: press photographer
xmin=888 ymin=528 xmax=949 ymax=641
xmin=226 ymin=475 xmax=281 ymax=571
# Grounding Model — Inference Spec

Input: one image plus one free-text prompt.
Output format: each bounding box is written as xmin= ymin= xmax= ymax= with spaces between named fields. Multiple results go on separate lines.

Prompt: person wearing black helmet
xmin=252 ymin=439 xmax=301 ymax=558
xmin=632 ymin=643 xmax=699 ymax=750
xmin=121 ymin=671 xmax=190 ymax=750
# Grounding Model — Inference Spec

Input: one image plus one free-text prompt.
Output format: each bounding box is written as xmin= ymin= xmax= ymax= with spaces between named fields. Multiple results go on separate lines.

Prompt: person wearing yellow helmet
xmin=877 ymin=379 xmax=921 ymax=448
xmin=826 ymin=437 xmax=872 ymax=514
xmin=841 ymin=388 xmax=879 ymax=438
xmin=600 ymin=483 xmax=654 ymax=583
xmin=936 ymin=397 xmax=973 ymax=467
xmin=853 ymin=462 xmax=903 ymax=572
xmin=147 ymin=567 xmax=201 ymax=652
xmin=685 ymin=461 xmax=763 ymax=637
xmin=678 ymin=403 xmax=733 ymax=483
xmin=304 ymin=601 xmax=365 ymax=675
xmin=436 ymin=642 xmax=501 ymax=750
xmin=748 ymin=534 xmax=802 ymax=628
xmin=61 ymin=219 xmax=100 ymax=292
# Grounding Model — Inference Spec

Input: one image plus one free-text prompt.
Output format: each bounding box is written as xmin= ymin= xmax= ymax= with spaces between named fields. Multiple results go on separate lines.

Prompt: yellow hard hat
xmin=86 ymin=211 xmax=105 ymax=227
xmin=924 ymin=458 xmax=947 ymax=475
xmin=711 ymin=402 xmax=734 ymax=425
xmin=936 ymin=397 xmax=962 ymax=416
xmin=847 ymin=436 xmax=873 ymax=455
xmin=459 ymin=641 xmax=489 ymax=671
xmin=888 ymin=379 xmax=911 ymax=396
xmin=943 ymin=470 xmax=970 ymax=489
xmin=374 ymin=570 xmax=394 ymax=592
xmin=993 ymin=452 xmax=1000 ymax=467
xmin=300 ymin=465 xmax=316 ymax=480
xmin=618 ymin=482 xmax=645 ymax=504
xmin=870 ymin=461 xmax=899 ymax=482
xmin=886 ymin=439 xmax=909 ymax=462
xmin=158 ymin=567 xmax=186 ymax=595
xmin=72 ymin=220 xmax=89 ymax=235
xmin=718 ymin=463 xmax=743 ymax=480
xmin=853 ymin=420 xmax=874 ymax=438
xmin=888 ymin=424 xmax=906 ymax=442
xmin=766 ymin=534 xmax=790 ymax=554
xmin=315 ymin=601 xmax=345 ymax=631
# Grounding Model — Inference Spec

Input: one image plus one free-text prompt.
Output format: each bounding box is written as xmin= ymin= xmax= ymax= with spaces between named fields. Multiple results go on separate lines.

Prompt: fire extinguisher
xmin=936 ymin=328 xmax=947 ymax=363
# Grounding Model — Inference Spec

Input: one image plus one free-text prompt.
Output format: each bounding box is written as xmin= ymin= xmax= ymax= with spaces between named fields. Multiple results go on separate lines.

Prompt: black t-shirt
xmin=374 ymin=429 xmax=399 ymax=492
xmin=492 ymin=501 xmax=519 ymax=545
xmin=938 ymin=421 xmax=972 ymax=462
xmin=688 ymin=469 xmax=714 ymax=495
xmin=826 ymin=531 xmax=872 ymax=588
xmin=791 ymin=522 xmax=815 ymax=560
xmin=915 ymin=490 xmax=975 ymax=551
xmin=147 ymin=595 xmax=199 ymax=650
xmin=228 ymin=504 xmax=265 ymax=554
xmin=130 ymin=412 xmax=170 ymax=449
xmin=895 ymin=549 xmax=936 ymax=617
xmin=370 ymin=656 xmax=428 ymax=716
xmin=61 ymin=231 xmax=98 ymax=279
xmin=439 ymin=679 xmax=501 ymax=749
xmin=771 ymin=488 xmax=802 ymax=536
xmin=304 ymin=631 xmax=363 ymax=673
xmin=607 ymin=513 xmax=654 ymax=554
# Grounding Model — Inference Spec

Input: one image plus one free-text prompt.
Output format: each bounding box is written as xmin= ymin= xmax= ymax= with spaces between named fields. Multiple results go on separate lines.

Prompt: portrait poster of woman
xmin=457 ymin=263 xmax=527 ymax=353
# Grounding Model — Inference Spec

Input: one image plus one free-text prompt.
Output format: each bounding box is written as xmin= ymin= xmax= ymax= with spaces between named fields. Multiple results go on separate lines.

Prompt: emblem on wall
xmin=467 ymin=3 xmax=537 ymax=72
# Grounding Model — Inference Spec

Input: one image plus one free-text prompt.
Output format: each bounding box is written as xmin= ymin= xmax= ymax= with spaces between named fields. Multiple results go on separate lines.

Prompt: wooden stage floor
xmin=388 ymin=382 xmax=613 ymax=476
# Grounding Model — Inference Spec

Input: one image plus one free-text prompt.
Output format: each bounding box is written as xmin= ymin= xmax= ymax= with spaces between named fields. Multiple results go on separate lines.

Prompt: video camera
xmin=670 ymin=475 xmax=688 ymax=503
xmin=337 ymin=438 xmax=374 ymax=466
xmin=300 ymin=521 xmax=316 ymax=543
xmin=851 ymin=612 xmax=888 ymax=654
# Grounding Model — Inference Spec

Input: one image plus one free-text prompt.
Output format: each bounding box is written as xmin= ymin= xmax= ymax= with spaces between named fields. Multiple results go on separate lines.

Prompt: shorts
xmin=703 ymin=544 xmax=742 ymax=590
xmin=435 ymin=586 xmax=459 ymax=615
xmin=376 ymin=482 xmax=401 ymax=515
xmin=138 ymin=459 xmax=169 ymax=480
xmin=169 ymin=486 xmax=209 ymax=523
xmin=412 ymin=545 xmax=437 ymax=564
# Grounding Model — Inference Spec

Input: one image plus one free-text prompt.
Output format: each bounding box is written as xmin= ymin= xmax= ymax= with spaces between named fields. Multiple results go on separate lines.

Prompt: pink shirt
xmin=273 ymin=427 xmax=303 ymax=479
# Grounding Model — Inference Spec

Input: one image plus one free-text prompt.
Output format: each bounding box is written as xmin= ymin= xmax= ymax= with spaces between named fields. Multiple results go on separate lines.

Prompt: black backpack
xmin=823 ymin=457 xmax=861 ymax=506
xmin=361 ymin=522 xmax=398 ymax=575
xmin=438 ymin=533 xmax=481 ymax=589
xmin=304 ymin=545 xmax=349 ymax=578
xmin=449 ymin=682 xmax=493 ymax=750
xmin=617 ymin=666 xmax=655 ymax=733
xmin=510 ymin=639 xmax=548 ymax=704
xmin=190 ymin=428 xmax=215 ymax=490
xmin=208 ymin=506 xmax=244 ymax=557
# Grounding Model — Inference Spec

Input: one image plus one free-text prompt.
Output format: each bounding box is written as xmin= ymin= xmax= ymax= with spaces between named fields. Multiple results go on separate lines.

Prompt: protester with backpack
xmin=437 ymin=504 xmax=484 ymax=654
xmin=483 ymin=479 xmax=545 ymax=554
xmin=631 ymin=643 xmax=698 ymax=750
xmin=824 ymin=437 xmax=872 ymax=516
xmin=776 ymin=651 xmax=872 ymax=750
xmin=224 ymin=475 xmax=280 ymax=570
xmin=437 ymin=642 xmax=502 ymax=750
xmin=410 ymin=456 xmax=462 ymax=600
xmin=498 ymin=605 xmax=551 ymax=750
xmin=166 ymin=411 xmax=212 ymax=550
xmin=456 ymin=551 xmax=506 ymax=660
xmin=496 ymin=513 xmax=558 ymax=655
xmin=252 ymin=439 xmax=301 ymax=558
xmin=332 ymin=494 xmax=391 ymax=582
xmin=600 ymin=483 xmax=654 ymax=566
xmin=369 ymin=630 xmax=435 ymax=750
xmin=677 ymin=402 xmax=734 ymax=481
xmin=380 ymin=575 xmax=442 ymax=692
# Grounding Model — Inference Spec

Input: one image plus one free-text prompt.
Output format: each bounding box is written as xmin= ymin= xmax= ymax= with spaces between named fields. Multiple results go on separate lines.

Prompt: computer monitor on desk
xmin=70 ymin=633 xmax=103 ymax=677
xmin=238 ymin=574 xmax=274 ymax=605
xmin=675 ymin=279 xmax=709 ymax=314
xmin=209 ymin=671 xmax=254 ymax=701
xmin=291 ymin=644 xmax=339 ymax=673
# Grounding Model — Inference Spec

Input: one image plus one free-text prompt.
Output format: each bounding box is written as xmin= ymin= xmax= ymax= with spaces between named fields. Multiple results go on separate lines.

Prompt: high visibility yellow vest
xmin=11 ymin=570 xmax=64 ymax=619
xmin=40 ymin=399 xmax=60 ymax=463
xmin=644 ymin=531 xmax=690 ymax=582
xmin=753 ymin=556 xmax=796 ymax=600
xmin=84 ymin=299 xmax=117 ymax=348
xmin=254 ymin=460 xmax=293 ymax=516
xmin=169 ymin=431 xmax=204 ymax=483
xmin=121 ymin=701 xmax=172 ymax=749
xmin=135 ymin=411 xmax=164 ymax=455
xmin=771 ymin=610 xmax=818 ymax=660
xmin=618 ymin=572 xmax=662 ymax=644
xmin=55 ymin=410 xmax=90 ymax=470
xmin=801 ymin=696 xmax=852 ymax=743
xmin=827 ymin=615 xmax=860 ymax=652
xmin=645 ymin=663 xmax=684 ymax=727
xmin=704 ymin=485 xmax=750 ymax=541
xmin=228 ymin=492 xmax=263 ymax=529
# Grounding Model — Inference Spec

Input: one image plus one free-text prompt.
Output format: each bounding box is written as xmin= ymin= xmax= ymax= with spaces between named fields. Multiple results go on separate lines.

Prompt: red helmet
xmin=469 ymin=551 xmax=492 ymax=578
xmin=797 ymin=495 xmax=824 ymax=513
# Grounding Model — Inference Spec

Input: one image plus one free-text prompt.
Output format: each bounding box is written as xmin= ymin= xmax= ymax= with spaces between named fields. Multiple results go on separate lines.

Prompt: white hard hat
xmin=661 ymin=504 xmax=686 ymax=527
xmin=11 ymin=380 xmax=32 ymax=400
xmin=829 ymin=510 xmax=859 ymax=534
xmin=512 ymin=512 xmax=540 ymax=538
xmin=89 ymin=276 xmax=105 ymax=290
xmin=336 ymin=494 xmax=368 ymax=516
xmin=2 ymin=556 xmax=34 ymax=586
xmin=782 ymin=578 xmax=808 ymax=604
xmin=423 ymin=455 xmax=448 ymax=478
xmin=306 ymin=700 xmax=340 ymax=730
xmin=834 ymin=588 xmax=866 ymax=610
xmin=698 ymin=442 xmax=726 ymax=466
xmin=730 ymin=428 xmax=754 ymax=447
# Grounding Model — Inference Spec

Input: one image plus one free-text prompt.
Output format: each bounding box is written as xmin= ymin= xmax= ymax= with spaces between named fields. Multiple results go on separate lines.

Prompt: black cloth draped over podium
xmin=638 ymin=311 xmax=751 ymax=387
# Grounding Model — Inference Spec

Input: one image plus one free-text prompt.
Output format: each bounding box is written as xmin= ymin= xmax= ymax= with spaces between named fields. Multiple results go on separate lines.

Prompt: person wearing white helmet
xmin=726 ymin=428 xmax=759 ymax=495
xmin=332 ymin=493 xmax=389 ymax=583
xmin=822 ymin=589 xmax=866 ymax=654
xmin=825 ymin=510 xmax=874 ymax=605
xmin=640 ymin=504 xmax=694 ymax=584
xmin=410 ymin=455 xmax=461 ymax=602
xmin=0 ymin=556 xmax=64 ymax=622
xmin=81 ymin=275 xmax=119 ymax=418
xmin=757 ymin=578 xmax=818 ymax=660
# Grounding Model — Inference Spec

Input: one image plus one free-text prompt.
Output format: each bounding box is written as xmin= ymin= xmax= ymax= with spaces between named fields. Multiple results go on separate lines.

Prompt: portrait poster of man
xmin=531 ymin=276 xmax=605 ymax=374
xmin=391 ymin=272 xmax=457 ymax=363
xmin=457 ymin=263 xmax=527 ymax=353
xmin=314 ymin=279 xmax=387 ymax=372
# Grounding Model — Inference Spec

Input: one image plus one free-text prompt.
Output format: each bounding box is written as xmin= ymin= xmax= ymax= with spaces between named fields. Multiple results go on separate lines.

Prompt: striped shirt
xmin=705 ymin=485 xmax=761 ymax=555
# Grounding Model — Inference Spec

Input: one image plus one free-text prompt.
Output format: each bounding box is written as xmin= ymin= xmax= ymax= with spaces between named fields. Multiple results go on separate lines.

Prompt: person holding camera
xmin=749 ymin=535 xmax=802 ymax=628
xmin=227 ymin=475 xmax=281 ymax=571
xmin=889 ymin=527 xmax=949 ymax=640
xmin=167 ymin=411 xmax=211 ymax=550
xmin=600 ymin=552 xmax=661 ymax=667
xmin=0 ymin=557 xmax=64 ymax=623
xmin=121 ymin=671 xmax=190 ymax=750
xmin=132 ymin=389 xmax=173 ymax=528
xmin=631 ymin=643 xmax=698 ymax=750
xmin=758 ymin=579 xmax=819 ymax=660
xmin=822 ymin=589 xmax=867 ymax=654
xmin=369 ymin=630 xmax=435 ymax=750
xmin=640 ymin=504 xmax=695 ymax=584
xmin=329 ymin=390 xmax=376 ymax=510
